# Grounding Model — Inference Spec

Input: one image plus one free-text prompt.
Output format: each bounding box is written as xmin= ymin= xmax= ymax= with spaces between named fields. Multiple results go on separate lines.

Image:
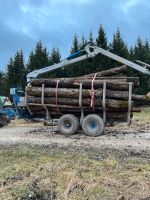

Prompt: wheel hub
xmin=64 ymin=120 xmax=71 ymax=128
xmin=89 ymin=121 xmax=97 ymax=129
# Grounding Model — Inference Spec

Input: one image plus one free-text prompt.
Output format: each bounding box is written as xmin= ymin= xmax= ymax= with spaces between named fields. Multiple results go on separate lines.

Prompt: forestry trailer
xmin=11 ymin=45 xmax=150 ymax=136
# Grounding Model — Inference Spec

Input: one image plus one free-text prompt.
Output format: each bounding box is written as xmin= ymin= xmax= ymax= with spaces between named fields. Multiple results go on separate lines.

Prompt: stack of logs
xmin=26 ymin=65 xmax=150 ymax=122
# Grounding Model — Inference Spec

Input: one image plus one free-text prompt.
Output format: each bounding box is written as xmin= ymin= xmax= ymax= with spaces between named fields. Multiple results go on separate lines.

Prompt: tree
xmin=95 ymin=25 xmax=110 ymax=71
xmin=49 ymin=47 xmax=61 ymax=65
xmin=110 ymin=28 xmax=128 ymax=58
xmin=15 ymin=50 xmax=26 ymax=89
xmin=47 ymin=47 xmax=62 ymax=78
xmin=80 ymin=34 xmax=87 ymax=50
xmin=26 ymin=41 xmax=49 ymax=73
xmin=0 ymin=70 xmax=4 ymax=95
xmin=96 ymin=25 xmax=107 ymax=49
xmin=89 ymin=31 xmax=94 ymax=46
xmin=70 ymin=34 xmax=80 ymax=53
xmin=109 ymin=28 xmax=129 ymax=68
xmin=4 ymin=50 xmax=26 ymax=96
xmin=129 ymin=37 xmax=150 ymax=94
xmin=68 ymin=34 xmax=88 ymax=77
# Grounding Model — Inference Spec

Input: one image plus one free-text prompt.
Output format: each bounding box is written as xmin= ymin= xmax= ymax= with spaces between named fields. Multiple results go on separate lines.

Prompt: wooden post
xmin=127 ymin=82 xmax=133 ymax=124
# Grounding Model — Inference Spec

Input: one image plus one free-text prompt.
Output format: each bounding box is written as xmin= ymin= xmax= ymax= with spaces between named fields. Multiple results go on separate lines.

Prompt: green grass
xmin=0 ymin=108 xmax=150 ymax=199
xmin=134 ymin=106 xmax=150 ymax=121
xmin=0 ymin=146 xmax=149 ymax=200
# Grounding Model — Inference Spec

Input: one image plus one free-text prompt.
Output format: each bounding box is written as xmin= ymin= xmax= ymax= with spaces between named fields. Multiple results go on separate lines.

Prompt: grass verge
xmin=0 ymin=146 xmax=149 ymax=200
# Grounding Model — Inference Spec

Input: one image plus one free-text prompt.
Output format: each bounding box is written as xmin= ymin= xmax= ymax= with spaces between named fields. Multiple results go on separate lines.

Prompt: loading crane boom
xmin=26 ymin=45 xmax=150 ymax=82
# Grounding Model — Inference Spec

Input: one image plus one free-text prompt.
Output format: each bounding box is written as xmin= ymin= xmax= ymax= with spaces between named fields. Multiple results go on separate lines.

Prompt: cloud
xmin=121 ymin=0 xmax=146 ymax=13
xmin=0 ymin=0 xmax=150 ymax=71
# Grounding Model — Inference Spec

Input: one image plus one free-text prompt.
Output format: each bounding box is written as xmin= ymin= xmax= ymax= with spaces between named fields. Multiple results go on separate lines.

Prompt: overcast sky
xmin=0 ymin=0 xmax=150 ymax=71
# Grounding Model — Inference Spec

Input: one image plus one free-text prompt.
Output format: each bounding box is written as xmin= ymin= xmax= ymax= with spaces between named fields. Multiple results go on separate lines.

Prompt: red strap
xmin=56 ymin=80 xmax=61 ymax=115
xmin=90 ymin=73 xmax=97 ymax=109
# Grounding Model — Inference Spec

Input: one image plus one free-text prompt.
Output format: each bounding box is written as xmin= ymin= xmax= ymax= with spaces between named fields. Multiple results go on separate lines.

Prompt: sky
xmin=0 ymin=0 xmax=150 ymax=71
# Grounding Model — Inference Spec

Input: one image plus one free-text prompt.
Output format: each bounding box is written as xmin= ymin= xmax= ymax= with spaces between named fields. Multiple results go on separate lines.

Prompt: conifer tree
xmin=12 ymin=51 xmax=25 ymax=86
xmin=129 ymin=46 xmax=134 ymax=60
xmin=80 ymin=35 xmax=87 ymax=50
xmin=4 ymin=50 xmax=25 ymax=95
xmin=5 ymin=57 xmax=16 ymax=95
xmin=109 ymin=28 xmax=129 ymax=69
xmin=70 ymin=34 xmax=80 ymax=53
xmin=27 ymin=41 xmax=49 ymax=72
xmin=49 ymin=47 xmax=61 ymax=65
xmin=110 ymin=28 xmax=128 ymax=58
xmin=130 ymin=37 xmax=150 ymax=94
xmin=96 ymin=25 xmax=107 ymax=49
xmin=95 ymin=25 xmax=109 ymax=71
xmin=48 ymin=47 xmax=62 ymax=78
xmin=89 ymin=31 xmax=94 ymax=46
xmin=0 ymin=70 xmax=4 ymax=95
xmin=133 ymin=37 xmax=150 ymax=62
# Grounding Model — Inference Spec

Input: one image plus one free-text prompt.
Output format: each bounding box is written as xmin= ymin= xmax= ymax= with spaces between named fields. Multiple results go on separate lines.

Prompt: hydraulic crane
xmin=26 ymin=45 xmax=150 ymax=83
xmin=11 ymin=45 xmax=150 ymax=121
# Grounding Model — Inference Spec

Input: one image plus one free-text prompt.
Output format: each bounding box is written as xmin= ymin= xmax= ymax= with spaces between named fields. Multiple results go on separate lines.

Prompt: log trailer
xmin=11 ymin=45 xmax=150 ymax=136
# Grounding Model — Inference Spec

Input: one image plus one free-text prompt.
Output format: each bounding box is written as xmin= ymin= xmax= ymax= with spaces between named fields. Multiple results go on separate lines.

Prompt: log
xmin=25 ymin=64 xmax=144 ymax=122
xmin=82 ymin=65 xmax=128 ymax=78
xmin=28 ymin=81 xmax=131 ymax=93
xmin=27 ymin=87 xmax=131 ymax=99
xmin=132 ymin=94 xmax=150 ymax=104
xmin=27 ymin=87 xmax=148 ymax=103
xmin=30 ymin=77 xmax=138 ymax=88
xmin=28 ymin=97 xmax=128 ymax=109
xmin=84 ymin=77 xmax=139 ymax=86
xmin=30 ymin=66 xmax=128 ymax=87
xmin=28 ymin=104 xmax=140 ymax=112
xmin=27 ymin=97 xmax=130 ymax=109
xmin=28 ymin=105 xmax=128 ymax=114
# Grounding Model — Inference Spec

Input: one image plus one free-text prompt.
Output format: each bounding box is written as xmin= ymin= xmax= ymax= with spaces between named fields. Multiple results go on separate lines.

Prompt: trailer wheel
xmin=82 ymin=114 xmax=104 ymax=137
xmin=58 ymin=114 xmax=79 ymax=135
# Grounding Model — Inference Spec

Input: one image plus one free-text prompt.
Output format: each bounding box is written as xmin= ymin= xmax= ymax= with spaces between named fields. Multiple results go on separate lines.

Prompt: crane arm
xmin=26 ymin=48 xmax=92 ymax=82
xmin=90 ymin=46 xmax=150 ymax=75
xmin=26 ymin=45 xmax=150 ymax=82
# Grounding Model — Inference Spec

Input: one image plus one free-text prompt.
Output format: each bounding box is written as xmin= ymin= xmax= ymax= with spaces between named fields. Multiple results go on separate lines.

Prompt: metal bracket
xmin=79 ymin=83 xmax=84 ymax=125
xmin=41 ymin=84 xmax=50 ymax=120
xmin=127 ymin=82 xmax=133 ymax=124
xmin=25 ymin=85 xmax=33 ymax=116
xmin=102 ymin=82 xmax=106 ymax=123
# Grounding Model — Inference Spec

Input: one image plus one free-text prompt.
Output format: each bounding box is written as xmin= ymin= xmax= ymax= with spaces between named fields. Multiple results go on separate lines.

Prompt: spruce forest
xmin=0 ymin=25 xmax=150 ymax=97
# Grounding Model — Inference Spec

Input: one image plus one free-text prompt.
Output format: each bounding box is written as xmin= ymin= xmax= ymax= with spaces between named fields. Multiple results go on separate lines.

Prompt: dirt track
xmin=0 ymin=120 xmax=150 ymax=154
xmin=0 ymin=116 xmax=150 ymax=200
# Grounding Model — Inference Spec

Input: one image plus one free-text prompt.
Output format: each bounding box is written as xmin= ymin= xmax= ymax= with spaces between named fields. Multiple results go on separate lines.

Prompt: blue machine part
xmin=0 ymin=108 xmax=16 ymax=120
xmin=67 ymin=50 xmax=82 ymax=60
xmin=2 ymin=108 xmax=16 ymax=120
xmin=10 ymin=87 xmax=30 ymax=118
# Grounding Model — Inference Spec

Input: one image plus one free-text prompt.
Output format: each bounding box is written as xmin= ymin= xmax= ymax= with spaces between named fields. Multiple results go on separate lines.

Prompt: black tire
xmin=0 ymin=120 xmax=7 ymax=127
xmin=58 ymin=114 xmax=79 ymax=135
xmin=82 ymin=114 xmax=104 ymax=137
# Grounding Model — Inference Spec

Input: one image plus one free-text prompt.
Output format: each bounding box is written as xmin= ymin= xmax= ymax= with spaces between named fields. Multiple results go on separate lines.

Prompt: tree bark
xmin=27 ymin=80 xmax=131 ymax=95
xmin=82 ymin=65 xmax=128 ymax=78
xmin=27 ymin=87 xmax=131 ymax=99
xmin=27 ymin=98 xmax=130 ymax=109
xmin=30 ymin=77 xmax=138 ymax=88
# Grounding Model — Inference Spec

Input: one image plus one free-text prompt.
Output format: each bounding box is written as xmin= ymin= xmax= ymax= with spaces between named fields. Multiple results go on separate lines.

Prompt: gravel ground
xmin=0 ymin=120 xmax=150 ymax=154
